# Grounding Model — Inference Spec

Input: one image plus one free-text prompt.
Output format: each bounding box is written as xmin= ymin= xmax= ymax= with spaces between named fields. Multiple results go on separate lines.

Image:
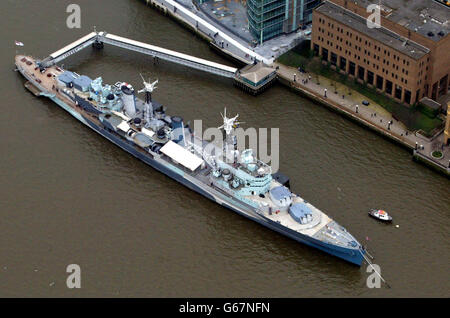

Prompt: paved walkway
xmin=275 ymin=62 xmax=450 ymax=173
xmin=152 ymin=0 xmax=309 ymax=64
xmin=157 ymin=0 xmax=269 ymax=63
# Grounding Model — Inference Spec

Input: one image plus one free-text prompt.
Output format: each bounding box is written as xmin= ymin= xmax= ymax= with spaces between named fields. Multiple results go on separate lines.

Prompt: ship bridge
xmin=39 ymin=31 xmax=238 ymax=78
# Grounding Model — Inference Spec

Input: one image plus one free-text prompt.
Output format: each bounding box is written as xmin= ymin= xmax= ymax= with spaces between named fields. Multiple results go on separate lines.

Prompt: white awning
xmin=117 ymin=121 xmax=130 ymax=133
xmin=141 ymin=127 xmax=155 ymax=137
xmin=160 ymin=141 xmax=204 ymax=171
xmin=112 ymin=111 xmax=131 ymax=121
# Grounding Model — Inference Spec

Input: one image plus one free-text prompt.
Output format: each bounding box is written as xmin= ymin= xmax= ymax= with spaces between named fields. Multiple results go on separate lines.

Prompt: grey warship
xmin=15 ymin=54 xmax=366 ymax=266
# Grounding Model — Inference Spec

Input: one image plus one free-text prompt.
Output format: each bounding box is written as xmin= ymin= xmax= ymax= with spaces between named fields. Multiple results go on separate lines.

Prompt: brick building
xmin=445 ymin=102 xmax=450 ymax=145
xmin=311 ymin=0 xmax=450 ymax=105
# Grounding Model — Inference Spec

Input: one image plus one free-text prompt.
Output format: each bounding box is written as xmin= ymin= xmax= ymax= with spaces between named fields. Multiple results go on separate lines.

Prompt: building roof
xmin=317 ymin=1 xmax=431 ymax=59
xmin=420 ymin=97 xmax=442 ymax=110
xmin=239 ymin=62 xmax=276 ymax=84
xmin=350 ymin=0 xmax=449 ymax=42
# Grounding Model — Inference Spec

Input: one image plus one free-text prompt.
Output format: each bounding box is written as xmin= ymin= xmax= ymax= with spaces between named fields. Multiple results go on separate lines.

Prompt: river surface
xmin=0 ymin=0 xmax=449 ymax=297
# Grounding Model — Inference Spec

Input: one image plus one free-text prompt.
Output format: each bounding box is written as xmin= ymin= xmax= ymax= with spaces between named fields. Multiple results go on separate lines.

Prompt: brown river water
xmin=0 ymin=0 xmax=448 ymax=297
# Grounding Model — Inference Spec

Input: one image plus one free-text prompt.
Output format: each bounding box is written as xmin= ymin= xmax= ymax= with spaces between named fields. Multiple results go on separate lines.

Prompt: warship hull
xmin=16 ymin=64 xmax=364 ymax=266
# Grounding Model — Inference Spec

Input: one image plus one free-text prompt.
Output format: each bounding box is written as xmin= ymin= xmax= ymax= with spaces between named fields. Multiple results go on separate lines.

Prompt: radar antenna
xmin=217 ymin=107 xmax=244 ymax=136
xmin=138 ymin=73 xmax=158 ymax=105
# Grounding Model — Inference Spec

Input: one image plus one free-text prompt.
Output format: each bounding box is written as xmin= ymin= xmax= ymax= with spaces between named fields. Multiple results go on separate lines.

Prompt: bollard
xmin=356 ymin=105 xmax=359 ymax=113
xmin=415 ymin=142 xmax=418 ymax=150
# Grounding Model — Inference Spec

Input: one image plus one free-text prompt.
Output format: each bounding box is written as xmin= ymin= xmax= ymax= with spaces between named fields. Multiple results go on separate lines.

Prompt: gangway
xmin=39 ymin=31 xmax=238 ymax=78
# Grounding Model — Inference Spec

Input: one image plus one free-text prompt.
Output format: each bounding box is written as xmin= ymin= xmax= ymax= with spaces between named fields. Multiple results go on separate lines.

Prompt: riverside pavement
xmin=275 ymin=62 xmax=450 ymax=174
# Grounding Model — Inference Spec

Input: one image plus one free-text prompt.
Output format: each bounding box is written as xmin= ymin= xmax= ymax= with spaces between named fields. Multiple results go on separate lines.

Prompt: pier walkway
xmin=40 ymin=31 xmax=238 ymax=78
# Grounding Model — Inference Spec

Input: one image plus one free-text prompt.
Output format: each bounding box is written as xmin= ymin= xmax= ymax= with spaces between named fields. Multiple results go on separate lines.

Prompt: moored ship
xmin=15 ymin=54 xmax=366 ymax=266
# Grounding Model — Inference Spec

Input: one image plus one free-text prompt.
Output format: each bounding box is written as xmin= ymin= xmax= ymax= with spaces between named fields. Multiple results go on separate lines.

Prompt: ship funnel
xmin=121 ymin=83 xmax=136 ymax=117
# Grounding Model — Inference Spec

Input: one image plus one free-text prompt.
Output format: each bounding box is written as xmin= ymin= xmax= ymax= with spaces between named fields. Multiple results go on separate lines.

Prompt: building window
xmin=349 ymin=61 xmax=356 ymax=75
xmin=358 ymin=66 xmax=365 ymax=80
xmin=404 ymin=90 xmax=411 ymax=104
xmin=322 ymin=48 xmax=328 ymax=61
xmin=367 ymin=71 xmax=374 ymax=85
xmin=395 ymin=85 xmax=402 ymax=99
xmin=376 ymin=75 xmax=383 ymax=90
xmin=386 ymin=80 xmax=393 ymax=95
xmin=313 ymin=44 xmax=319 ymax=56
xmin=340 ymin=57 xmax=347 ymax=70
xmin=331 ymin=52 xmax=337 ymax=65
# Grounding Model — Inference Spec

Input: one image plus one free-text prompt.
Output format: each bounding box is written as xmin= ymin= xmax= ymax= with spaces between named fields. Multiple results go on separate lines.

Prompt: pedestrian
xmin=342 ymin=94 xmax=344 ymax=99
xmin=324 ymin=88 xmax=327 ymax=98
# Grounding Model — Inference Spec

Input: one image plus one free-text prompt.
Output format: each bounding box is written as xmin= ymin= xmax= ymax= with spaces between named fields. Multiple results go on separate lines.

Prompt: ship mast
xmin=138 ymin=73 xmax=158 ymax=124
xmin=218 ymin=107 xmax=244 ymax=163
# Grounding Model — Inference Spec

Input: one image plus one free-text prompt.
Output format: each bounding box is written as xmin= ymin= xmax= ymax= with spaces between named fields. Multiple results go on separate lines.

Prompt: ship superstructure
xmin=15 ymin=55 xmax=366 ymax=266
